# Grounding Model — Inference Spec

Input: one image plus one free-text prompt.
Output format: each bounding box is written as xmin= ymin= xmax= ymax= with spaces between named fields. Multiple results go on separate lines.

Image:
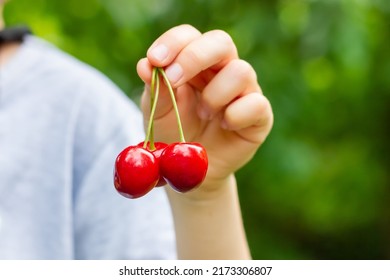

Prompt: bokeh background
xmin=4 ymin=0 xmax=390 ymax=259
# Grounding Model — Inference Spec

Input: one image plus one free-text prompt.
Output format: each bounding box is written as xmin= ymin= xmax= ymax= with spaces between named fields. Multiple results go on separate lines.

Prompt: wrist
xmin=165 ymin=174 xmax=237 ymax=203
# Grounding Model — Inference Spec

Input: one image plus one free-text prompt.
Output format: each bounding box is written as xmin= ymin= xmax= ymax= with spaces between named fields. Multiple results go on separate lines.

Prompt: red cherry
xmin=160 ymin=142 xmax=208 ymax=193
xmin=137 ymin=141 xmax=168 ymax=187
xmin=114 ymin=146 xmax=159 ymax=199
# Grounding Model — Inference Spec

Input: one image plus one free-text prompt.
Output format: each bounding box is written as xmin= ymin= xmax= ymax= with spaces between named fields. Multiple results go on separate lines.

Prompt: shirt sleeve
xmin=70 ymin=74 xmax=176 ymax=260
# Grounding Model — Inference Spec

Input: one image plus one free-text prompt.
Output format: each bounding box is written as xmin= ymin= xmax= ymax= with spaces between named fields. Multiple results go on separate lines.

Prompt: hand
xmin=137 ymin=24 xmax=273 ymax=191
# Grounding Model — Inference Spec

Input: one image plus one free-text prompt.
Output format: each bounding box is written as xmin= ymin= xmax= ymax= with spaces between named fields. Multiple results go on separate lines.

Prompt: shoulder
xmin=19 ymin=35 xmax=144 ymax=152
xmin=23 ymin=36 xmax=124 ymax=99
xmin=24 ymin=35 xmax=142 ymax=133
xmin=24 ymin=36 xmax=107 ymax=83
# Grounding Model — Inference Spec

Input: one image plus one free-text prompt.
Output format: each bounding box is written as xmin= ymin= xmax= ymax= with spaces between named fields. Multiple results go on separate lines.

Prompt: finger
xmin=137 ymin=58 xmax=188 ymax=123
xmin=139 ymin=25 xmax=202 ymax=117
xmin=137 ymin=57 xmax=153 ymax=84
xmin=140 ymin=81 xmax=175 ymax=122
xmin=196 ymin=59 xmax=260 ymax=120
xmin=222 ymin=94 xmax=274 ymax=144
xmin=147 ymin=24 xmax=202 ymax=67
xmin=164 ymin=29 xmax=239 ymax=88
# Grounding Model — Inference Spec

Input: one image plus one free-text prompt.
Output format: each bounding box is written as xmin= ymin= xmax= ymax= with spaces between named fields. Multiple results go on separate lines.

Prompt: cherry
xmin=160 ymin=142 xmax=208 ymax=193
xmin=114 ymin=146 xmax=159 ymax=199
xmin=113 ymin=67 xmax=209 ymax=199
xmin=137 ymin=141 xmax=168 ymax=187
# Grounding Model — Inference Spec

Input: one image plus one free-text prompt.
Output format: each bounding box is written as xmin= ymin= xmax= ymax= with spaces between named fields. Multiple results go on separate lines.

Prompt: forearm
xmin=166 ymin=175 xmax=251 ymax=260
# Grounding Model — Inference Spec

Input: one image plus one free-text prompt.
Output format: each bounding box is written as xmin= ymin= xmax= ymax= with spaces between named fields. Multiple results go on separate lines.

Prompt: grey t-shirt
xmin=0 ymin=36 xmax=176 ymax=259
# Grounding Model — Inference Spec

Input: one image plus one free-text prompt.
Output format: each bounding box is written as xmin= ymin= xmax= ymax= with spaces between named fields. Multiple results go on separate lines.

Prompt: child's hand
xmin=137 ymin=24 xmax=273 ymax=192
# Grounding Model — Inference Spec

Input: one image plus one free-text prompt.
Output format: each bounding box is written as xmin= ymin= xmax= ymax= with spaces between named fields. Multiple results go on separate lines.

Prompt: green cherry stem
xmin=157 ymin=67 xmax=186 ymax=143
xmin=144 ymin=67 xmax=160 ymax=150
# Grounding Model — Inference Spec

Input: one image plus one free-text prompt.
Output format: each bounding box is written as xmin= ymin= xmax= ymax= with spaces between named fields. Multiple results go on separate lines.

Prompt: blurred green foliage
xmin=4 ymin=0 xmax=390 ymax=259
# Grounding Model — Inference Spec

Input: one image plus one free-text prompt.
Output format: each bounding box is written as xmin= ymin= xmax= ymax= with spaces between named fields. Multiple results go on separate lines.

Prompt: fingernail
xmin=165 ymin=63 xmax=183 ymax=84
xmin=150 ymin=44 xmax=168 ymax=62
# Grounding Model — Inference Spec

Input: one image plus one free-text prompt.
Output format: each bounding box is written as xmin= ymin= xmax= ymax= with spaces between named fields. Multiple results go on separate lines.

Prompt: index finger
xmin=147 ymin=24 xmax=201 ymax=67
xmin=162 ymin=29 xmax=239 ymax=88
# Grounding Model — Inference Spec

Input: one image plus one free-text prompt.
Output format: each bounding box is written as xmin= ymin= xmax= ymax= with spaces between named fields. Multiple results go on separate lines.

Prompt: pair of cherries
xmin=114 ymin=141 xmax=208 ymax=198
xmin=114 ymin=67 xmax=208 ymax=199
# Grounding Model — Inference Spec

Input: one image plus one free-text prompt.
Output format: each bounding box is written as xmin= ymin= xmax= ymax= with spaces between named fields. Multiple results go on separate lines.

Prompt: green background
xmin=5 ymin=0 xmax=390 ymax=259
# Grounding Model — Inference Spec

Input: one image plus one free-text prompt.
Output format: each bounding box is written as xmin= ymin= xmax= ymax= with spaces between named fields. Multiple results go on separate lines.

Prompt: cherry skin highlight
xmin=137 ymin=141 xmax=168 ymax=187
xmin=160 ymin=142 xmax=208 ymax=193
xmin=114 ymin=146 xmax=159 ymax=199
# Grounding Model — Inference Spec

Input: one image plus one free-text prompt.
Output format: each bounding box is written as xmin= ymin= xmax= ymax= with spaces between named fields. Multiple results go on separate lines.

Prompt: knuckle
xmin=178 ymin=23 xmax=196 ymax=31
xmin=176 ymin=24 xmax=202 ymax=37
xmin=207 ymin=29 xmax=236 ymax=56
xmin=210 ymin=29 xmax=234 ymax=46
xmin=255 ymin=95 xmax=274 ymax=129
xmin=230 ymin=59 xmax=257 ymax=83
xmin=223 ymin=107 xmax=236 ymax=127
xmin=184 ymin=45 xmax=205 ymax=66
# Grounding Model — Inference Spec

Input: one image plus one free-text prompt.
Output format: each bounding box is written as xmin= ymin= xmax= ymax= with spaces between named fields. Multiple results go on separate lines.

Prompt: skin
xmin=0 ymin=3 xmax=20 ymax=67
xmin=1 ymin=4 xmax=274 ymax=259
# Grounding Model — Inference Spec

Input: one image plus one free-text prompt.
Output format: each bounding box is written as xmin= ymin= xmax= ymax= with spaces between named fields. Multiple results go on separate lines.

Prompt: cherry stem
xmin=144 ymin=67 xmax=160 ymax=150
xmin=157 ymin=67 xmax=186 ymax=143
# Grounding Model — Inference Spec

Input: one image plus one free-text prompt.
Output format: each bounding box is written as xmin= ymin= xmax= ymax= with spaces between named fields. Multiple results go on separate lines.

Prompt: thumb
xmin=137 ymin=58 xmax=174 ymax=120
xmin=137 ymin=58 xmax=201 ymax=143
